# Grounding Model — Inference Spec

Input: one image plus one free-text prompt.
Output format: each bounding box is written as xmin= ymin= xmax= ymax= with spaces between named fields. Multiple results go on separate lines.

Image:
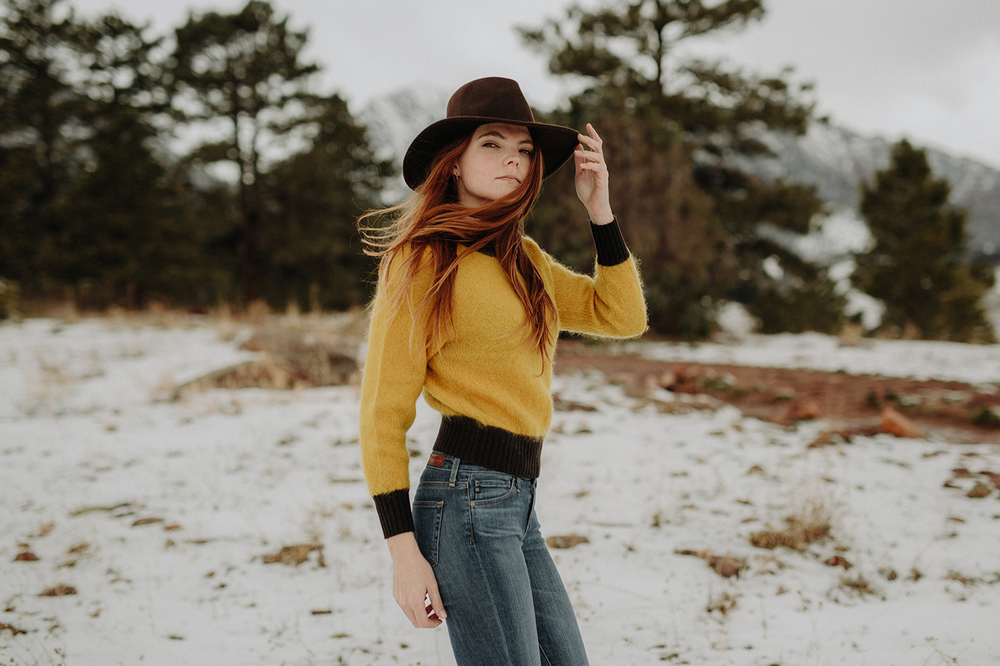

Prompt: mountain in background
xmin=741 ymin=122 xmax=1000 ymax=261
xmin=361 ymin=89 xmax=1000 ymax=261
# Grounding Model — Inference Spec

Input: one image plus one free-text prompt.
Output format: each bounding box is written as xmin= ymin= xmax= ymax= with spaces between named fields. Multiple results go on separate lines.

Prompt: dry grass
xmin=261 ymin=543 xmax=326 ymax=568
xmin=838 ymin=573 xmax=881 ymax=598
xmin=546 ymin=533 xmax=590 ymax=549
xmin=706 ymin=591 xmax=740 ymax=616
xmin=749 ymin=486 xmax=835 ymax=552
xmin=750 ymin=514 xmax=831 ymax=551
xmin=944 ymin=570 xmax=1000 ymax=586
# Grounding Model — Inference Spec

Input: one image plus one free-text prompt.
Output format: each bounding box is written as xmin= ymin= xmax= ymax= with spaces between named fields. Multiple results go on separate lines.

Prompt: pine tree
xmin=56 ymin=12 xmax=203 ymax=308
xmin=169 ymin=0 xmax=321 ymax=305
xmin=525 ymin=86 xmax=728 ymax=337
xmin=853 ymin=140 xmax=994 ymax=341
xmin=0 ymin=0 xmax=85 ymax=295
xmin=0 ymin=1 xmax=215 ymax=308
xmin=520 ymin=0 xmax=844 ymax=336
xmin=259 ymin=93 xmax=392 ymax=310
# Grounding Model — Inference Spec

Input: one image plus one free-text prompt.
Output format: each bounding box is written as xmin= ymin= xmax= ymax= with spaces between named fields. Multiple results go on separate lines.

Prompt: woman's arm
xmin=538 ymin=122 xmax=647 ymax=337
xmin=360 ymin=249 xmax=446 ymax=628
xmin=360 ymin=247 xmax=433 ymax=538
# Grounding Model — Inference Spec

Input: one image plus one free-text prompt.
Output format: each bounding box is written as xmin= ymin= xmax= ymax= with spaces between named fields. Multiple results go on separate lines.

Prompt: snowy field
xmin=2 ymin=316 xmax=999 ymax=666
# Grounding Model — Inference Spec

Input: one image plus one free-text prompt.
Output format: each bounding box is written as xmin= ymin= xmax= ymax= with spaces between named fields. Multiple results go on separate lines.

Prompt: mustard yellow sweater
xmin=360 ymin=221 xmax=647 ymax=537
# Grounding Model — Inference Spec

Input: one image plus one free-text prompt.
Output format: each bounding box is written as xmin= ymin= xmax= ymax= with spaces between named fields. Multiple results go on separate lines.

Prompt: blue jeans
xmin=412 ymin=454 xmax=590 ymax=666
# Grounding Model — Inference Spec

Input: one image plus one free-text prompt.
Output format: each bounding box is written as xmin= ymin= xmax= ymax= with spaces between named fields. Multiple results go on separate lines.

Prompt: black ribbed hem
xmin=433 ymin=416 xmax=544 ymax=479
xmin=591 ymin=218 xmax=629 ymax=266
xmin=373 ymin=489 xmax=414 ymax=539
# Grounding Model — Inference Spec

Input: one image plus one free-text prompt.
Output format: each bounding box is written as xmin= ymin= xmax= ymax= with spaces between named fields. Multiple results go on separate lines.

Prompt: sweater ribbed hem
xmin=433 ymin=415 xmax=544 ymax=479
xmin=373 ymin=489 xmax=414 ymax=539
xmin=591 ymin=218 xmax=629 ymax=266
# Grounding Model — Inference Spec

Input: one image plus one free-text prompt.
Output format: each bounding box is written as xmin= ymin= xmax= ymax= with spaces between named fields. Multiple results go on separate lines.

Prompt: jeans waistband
xmin=432 ymin=415 xmax=543 ymax=480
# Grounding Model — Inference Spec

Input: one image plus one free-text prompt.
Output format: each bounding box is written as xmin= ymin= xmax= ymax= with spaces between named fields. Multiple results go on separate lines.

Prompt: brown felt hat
xmin=402 ymin=77 xmax=580 ymax=190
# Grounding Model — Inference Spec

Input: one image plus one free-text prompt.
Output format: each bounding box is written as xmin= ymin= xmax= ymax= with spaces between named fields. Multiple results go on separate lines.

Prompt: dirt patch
xmin=554 ymin=341 xmax=1000 ymax=445
xmin=181 ymin=329 xmax=359 ymax=391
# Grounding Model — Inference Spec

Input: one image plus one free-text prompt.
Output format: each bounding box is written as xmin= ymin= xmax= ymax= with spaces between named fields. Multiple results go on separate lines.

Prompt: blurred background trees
xmin=0 ymin=0 xmax=387 ymax=312
xmin=852 ymin=139 xmax=994 ymax=341
xmin=0 ymin=0 xmax=994 ymax=342
xmin=519 ymin=0 xmax=844 ymax=337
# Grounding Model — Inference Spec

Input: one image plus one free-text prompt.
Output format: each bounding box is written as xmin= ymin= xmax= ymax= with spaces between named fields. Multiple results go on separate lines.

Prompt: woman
xmin=359 ymin=77 xmax=646 ymax=665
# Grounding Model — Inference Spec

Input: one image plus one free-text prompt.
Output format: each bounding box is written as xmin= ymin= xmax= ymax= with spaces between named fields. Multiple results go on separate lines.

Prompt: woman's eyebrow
xmin=477 ymin=130 xmax=534 ymax=146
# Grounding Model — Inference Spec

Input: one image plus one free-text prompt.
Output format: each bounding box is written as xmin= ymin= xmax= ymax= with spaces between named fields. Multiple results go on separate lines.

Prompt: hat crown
xmin=446 ymin=77 xmax=536 ymax=123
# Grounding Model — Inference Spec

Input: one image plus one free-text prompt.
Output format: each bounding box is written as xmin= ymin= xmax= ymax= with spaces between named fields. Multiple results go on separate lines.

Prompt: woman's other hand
xmin=574 ymin=123 xmax=614 ymax=225
xmin=387 ymin=532 xmax=447 ymax=628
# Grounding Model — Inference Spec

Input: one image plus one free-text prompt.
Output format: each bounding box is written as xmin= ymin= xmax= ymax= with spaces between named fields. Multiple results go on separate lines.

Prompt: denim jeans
xmin=412 ymin=454 xmax=590 ymax=666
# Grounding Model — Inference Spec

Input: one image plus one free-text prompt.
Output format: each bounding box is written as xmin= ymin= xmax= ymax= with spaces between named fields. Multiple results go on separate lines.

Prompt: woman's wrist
xmin=386 ymin=531 xmax=420 ymax=561
xmin=588 ymin=207 xmax=615 ymax=226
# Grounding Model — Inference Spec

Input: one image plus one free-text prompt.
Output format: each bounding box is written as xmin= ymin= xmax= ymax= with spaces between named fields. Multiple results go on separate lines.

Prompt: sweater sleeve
xmin=359 ymin=248 xmax=431 ymax=538
xmin=540 ymin=220 xmax=647 ymax=337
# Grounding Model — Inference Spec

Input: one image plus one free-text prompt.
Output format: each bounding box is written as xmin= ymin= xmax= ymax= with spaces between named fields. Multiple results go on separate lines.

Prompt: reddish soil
xmin=554 ymin=341 xmax=1000 ymax=445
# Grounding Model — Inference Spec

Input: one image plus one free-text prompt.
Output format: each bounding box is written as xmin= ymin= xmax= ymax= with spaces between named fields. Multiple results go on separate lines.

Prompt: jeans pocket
xmin=471 ymin=475 xmax=517 ymax=505
xmin=412 ymin=500 xmax=444 ymax=567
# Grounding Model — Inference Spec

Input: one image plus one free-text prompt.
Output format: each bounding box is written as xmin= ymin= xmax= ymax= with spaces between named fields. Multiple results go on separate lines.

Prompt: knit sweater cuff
xmin=373 ymin=489 xmax=414 ymax=539
xmin=591 ymin=218 xmax=629 ymax=266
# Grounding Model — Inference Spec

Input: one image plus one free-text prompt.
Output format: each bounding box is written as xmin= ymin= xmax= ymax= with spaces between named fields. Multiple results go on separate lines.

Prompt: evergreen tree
xmin=0 ymin=1 xmax=218 ymax=308
xmin=526 ymin=86 xmax=729 ymax=337
xmin=0 ymin=0 xmax=85 ymax=295
xmin=853 ymin=139 xmax=994 ymax=341
xmin=260 ymin=93 xmax=392 ymax=310
xmin=56 ymin=12 xmax=205 ymax=308
xmin=520 ymin=0 xmax=844 ymax=336
xmin=169 ymin=0 xmax=321 ymax=305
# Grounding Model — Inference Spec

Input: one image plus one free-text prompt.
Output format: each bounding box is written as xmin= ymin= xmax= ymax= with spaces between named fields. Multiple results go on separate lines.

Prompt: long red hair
xmin=360 ymin=131 xmax=555 ymax=363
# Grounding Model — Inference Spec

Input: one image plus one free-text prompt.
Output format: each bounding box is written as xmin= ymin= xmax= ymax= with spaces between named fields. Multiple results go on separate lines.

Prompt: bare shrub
xmin=750 ymin=491 xmax=834 ymax=552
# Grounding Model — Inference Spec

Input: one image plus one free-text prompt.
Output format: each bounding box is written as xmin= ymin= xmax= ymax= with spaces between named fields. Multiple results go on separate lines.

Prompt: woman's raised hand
xmin=387 ymin=532 xmax=447 ymax=628
xmin=574 ymin=123 xmax=614 ymax=226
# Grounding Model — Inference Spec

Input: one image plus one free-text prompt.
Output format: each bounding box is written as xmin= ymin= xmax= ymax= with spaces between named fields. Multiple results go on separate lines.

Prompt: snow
xmin=629 ymin=333 xmax=1000 ymax=385
xmin=2 ymin=317 xmax=999 ymax=665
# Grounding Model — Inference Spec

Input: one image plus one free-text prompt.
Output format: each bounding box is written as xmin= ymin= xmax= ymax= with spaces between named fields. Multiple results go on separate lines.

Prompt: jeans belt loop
xmin=449 ymin=456 xmax=460 ymax=487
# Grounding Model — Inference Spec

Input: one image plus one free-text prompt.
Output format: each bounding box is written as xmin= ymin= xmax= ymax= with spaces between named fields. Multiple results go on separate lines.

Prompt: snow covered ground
xmin=2 ymin=317 xmax=999 ymax=666
xmin=629 ymin=332 xmax=1000 ymax=385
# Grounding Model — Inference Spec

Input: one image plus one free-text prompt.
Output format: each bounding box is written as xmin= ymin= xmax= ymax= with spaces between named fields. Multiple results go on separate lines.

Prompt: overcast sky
xmin=68 ymin=0 xmax=1000 ymax=169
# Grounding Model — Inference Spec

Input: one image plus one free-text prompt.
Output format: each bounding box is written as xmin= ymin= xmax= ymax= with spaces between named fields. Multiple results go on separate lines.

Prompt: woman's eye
xmin=521 ymin=149 xmax=534 ymax=156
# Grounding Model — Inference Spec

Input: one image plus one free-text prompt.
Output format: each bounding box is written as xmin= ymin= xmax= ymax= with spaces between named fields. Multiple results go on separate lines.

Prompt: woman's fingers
xmin=398 ymin=591 xmax=441 ymax=628
xmin=576 ymin=124 xmax=607 ymax=173
xmin=426 ymin=581 xmax=447 ymax=622
xmin=577 ymin=123 xmax=604 ymax=152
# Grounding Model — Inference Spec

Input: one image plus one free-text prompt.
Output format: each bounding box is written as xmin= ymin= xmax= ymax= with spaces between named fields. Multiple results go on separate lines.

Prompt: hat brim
xmin=402 ymin=116 xmax=580 ymax=191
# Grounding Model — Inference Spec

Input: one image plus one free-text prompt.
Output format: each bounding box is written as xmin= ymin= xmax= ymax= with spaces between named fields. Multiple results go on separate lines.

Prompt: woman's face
xmin=453 ymin=123 xmax=534 ymax=208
